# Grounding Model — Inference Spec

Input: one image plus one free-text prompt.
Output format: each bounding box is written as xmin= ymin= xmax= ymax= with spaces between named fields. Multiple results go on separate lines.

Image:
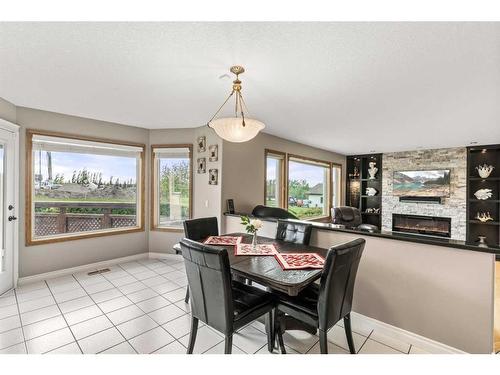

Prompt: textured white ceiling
xmin=1 ymin=22 xmax=500 ymax=154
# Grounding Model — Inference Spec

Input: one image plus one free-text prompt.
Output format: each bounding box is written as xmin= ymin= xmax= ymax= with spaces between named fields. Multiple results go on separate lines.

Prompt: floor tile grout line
xmin=368 ymin=335 xmax=409 ymax=354
xmin=42 ymin=280 xmax=83 ymax=354
xmin=356 ymin=329 xmax=373 ymax=353
xmin=12 ymin=288 xmax=28 ymax=354
xmin=71 ymin=273 xmax=135 ymax=354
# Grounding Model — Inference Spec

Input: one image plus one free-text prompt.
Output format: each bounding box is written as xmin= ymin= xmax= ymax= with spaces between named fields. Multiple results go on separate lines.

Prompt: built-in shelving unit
xmin=346 ymin=153 xmax=383 ymax=229
xmin=466 ymin=144 xmax=500 ymax=248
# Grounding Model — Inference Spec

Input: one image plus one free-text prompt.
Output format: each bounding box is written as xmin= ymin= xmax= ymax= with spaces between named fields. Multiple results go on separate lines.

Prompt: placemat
xmin=274 ymin=252 xmax=325 ymax=270
xmin=203 ymin=236 xmax=242 ymax=246
xmin=235 ymin=243 xmax=278 ymax=256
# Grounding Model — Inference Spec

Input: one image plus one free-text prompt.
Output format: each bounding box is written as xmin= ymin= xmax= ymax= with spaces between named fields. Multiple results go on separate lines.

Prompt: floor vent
xmin=87 ymin=268 xmax=111 ymax=276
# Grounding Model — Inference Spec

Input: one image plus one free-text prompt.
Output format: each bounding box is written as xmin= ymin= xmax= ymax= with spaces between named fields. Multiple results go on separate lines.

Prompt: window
xmin=26 ymin=130 xmax=145 ymax=245
xmin=151 ymin=145 xmax=192 ymax=231
xmin=287 ymin=156 xmax=331 ymax=220
xmin=265 ymin=150 xmax=285 ymax=208
xmin=332 ymin=164 xmax=342 ymax=208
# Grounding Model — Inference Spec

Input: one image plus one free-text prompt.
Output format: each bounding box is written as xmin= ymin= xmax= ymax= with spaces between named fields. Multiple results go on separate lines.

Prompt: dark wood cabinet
xmin=467 ymin=144 xmax=500 ymax=247
xmin=346 ymin=153 xmax=382 ymax=229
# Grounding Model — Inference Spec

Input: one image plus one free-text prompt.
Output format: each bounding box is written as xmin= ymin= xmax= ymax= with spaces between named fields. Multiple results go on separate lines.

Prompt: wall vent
xmin=87 ymin=268 xmax=111 ymax=276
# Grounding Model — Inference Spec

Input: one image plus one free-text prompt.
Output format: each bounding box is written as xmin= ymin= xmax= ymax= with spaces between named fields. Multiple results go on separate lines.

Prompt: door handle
xmin=8 ymin=216 xmax=17 ymax=222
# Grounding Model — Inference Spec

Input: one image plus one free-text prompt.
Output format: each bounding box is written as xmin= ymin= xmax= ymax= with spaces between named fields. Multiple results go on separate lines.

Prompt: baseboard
xmin=17 ymin=252 xmax=149 ymax=286
xmin=350 ymin=311 xmax=467 ymax=354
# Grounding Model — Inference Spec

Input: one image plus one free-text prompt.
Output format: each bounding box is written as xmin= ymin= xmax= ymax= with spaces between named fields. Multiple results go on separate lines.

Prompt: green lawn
xmin=34 ymin=196 xmax=135 ymax=203
xmin=288 ymin=206 xmax=323 ymax=219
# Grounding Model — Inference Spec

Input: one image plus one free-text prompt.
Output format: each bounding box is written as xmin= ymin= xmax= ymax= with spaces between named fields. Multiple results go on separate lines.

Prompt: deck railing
xmin=34 ymin=201 xmax=137 ymax=237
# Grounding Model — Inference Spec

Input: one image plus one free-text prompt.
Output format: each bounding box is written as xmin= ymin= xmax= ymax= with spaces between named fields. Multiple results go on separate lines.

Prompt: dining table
xmin=223 ymin=232 xmax=327 ymax=297
xmin=214 ymin=232 xmax=330 ymax=337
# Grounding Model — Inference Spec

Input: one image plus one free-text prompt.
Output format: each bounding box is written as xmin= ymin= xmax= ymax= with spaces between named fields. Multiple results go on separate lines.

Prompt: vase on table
xmin=252 ymin=232 xmax=258 ymax=249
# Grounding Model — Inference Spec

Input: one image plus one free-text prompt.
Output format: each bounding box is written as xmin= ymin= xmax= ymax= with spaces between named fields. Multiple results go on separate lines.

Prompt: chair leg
xmin=319 ymin=329 xmax=328 ymax=354
xmin=187 ymin=316 xmax=198 ymax=354
xmin=265 ymin=311 xmax=274 ymax=352
xmin=184 ymin=287 xmax=190 ymax=303
xmin=343 ymin=313 xmax=356 ymax=354
xmin=224 ymin=334 xmax=233 ymax=354
xmin=276 ymin=326 xmax=286 ymax=354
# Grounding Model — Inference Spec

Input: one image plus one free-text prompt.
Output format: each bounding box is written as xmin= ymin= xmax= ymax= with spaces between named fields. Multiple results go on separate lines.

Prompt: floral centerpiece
xmin=240 ymin=216 xmax=263 ymax=248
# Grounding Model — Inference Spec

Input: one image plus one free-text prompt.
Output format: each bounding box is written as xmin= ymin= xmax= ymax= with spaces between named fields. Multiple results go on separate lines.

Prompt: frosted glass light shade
xmin=209 ymin=117 xmax=265 ymax=143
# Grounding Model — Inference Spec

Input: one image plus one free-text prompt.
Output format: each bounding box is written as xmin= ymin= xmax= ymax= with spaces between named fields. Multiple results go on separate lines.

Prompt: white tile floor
xmin=0 ymin=255 xmax=429 ymax=354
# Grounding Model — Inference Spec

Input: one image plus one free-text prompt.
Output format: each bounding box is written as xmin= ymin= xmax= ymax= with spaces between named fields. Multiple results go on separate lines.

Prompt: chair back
xmin=331 ymin=206 xmax=362 ymax=227
xmin=317 ymin=238 xmax=365 ymax=330
xmin=251 ymin=205 xmax=298 ymax=220
xmin=179 ymin=238 xmax=233 ymax=334
xmin=275 ymin=220 xmax=313 ymax=245
xmin=183 ymin=217 xmax=219 ymax=241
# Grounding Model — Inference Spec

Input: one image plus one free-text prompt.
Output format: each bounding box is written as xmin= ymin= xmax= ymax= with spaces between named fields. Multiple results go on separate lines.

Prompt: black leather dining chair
xmin=183 ymin=217 xmax=219 ymax=241
xmin=275 ymin=220 xmax=313 ymax=246
xmin=179 ymin=238 xmax=281 ymax=354
xmin=274 ymin=238 xmax=366 ymax=354
xmin=180 ymin=217 xmax=219 ymax=303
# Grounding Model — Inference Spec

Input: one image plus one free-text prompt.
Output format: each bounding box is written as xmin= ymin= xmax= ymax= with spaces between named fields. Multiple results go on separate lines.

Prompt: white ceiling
xmin=1 ymin=22 xmax=500 ymax=154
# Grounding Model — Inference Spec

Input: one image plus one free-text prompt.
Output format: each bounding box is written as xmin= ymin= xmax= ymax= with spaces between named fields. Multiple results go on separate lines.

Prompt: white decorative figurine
xmin=476 ymin=164 xmax=494 ymax=178
xmin=474 ymin=188 xmax=493 ymax=200
xmin=476 ymin=212 xmax=494 ymax=223
xmin=367 ymin=162 xmax=378 ymax=180
xmin=366 ymin=187 xmax=378 ymax=196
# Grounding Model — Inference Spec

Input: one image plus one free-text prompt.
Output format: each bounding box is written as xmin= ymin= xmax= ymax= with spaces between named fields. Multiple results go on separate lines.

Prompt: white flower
xmin=250 ymin=219 xmax=263 ymax=230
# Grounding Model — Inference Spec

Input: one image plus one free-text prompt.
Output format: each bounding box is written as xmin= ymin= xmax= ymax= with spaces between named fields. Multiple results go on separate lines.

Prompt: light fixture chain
xmin=207 ymin=90 xmax=235 ymax=125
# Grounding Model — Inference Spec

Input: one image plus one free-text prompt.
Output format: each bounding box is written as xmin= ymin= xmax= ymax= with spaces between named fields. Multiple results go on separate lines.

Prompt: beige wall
xmin=0 ymin=97 xmax=16 ymax=123
xmin=225 ymin=215 xmax=495 ymax=353
xmin=221 ymin=132 xmax=346 ymax=224
xmin=16 ymin=107 xmax=150 ymax=277
xmin=148 ymin=127 xmax=223 ymax=254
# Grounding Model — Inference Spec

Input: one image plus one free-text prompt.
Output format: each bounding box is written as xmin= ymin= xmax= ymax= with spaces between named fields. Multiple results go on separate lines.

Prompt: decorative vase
xmin=477 ymin=236 xmax=488 ymax=248
xmin=476 ymin=164 xmax=494 ymax=178
xmin=252 ymin=232 xmax=258 ymax=249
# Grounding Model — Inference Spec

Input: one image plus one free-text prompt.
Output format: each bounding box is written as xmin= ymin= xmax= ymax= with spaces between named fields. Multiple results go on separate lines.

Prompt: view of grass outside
xmin=288 ymin=159 xmax=329 ymax=219
xmin=158 ymin=156 xmax=190 ymax=227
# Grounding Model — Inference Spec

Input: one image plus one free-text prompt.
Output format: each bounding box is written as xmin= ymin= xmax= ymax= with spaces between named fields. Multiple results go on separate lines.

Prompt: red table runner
xmin=274 ymin=252 xmax=325 ymax=270
xmin=204 ymin=236 xmax=242 ymax=246
xmin=235 ymin=243 xmax=278 ymax=256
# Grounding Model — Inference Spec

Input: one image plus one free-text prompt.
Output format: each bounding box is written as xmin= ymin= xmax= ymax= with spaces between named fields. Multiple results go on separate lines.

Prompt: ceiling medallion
xmin=206 ymin=66 xmax=265 ymax=143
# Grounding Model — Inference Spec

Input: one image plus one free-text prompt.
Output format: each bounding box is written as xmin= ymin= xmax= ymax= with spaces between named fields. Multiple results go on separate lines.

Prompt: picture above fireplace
xmin=393 ymin=169 xmax=450 ymax=197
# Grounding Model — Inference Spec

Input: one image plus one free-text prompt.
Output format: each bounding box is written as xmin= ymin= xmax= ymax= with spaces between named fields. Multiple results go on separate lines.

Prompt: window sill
xmin=26 ymin=226 xmax=144 ymax=246
xmin=151 ymin=226 xmax=185 ymax=233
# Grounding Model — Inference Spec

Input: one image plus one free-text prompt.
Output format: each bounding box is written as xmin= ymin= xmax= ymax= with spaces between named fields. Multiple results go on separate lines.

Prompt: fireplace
xmin=392 ymin=214 xmax=451 ymax=238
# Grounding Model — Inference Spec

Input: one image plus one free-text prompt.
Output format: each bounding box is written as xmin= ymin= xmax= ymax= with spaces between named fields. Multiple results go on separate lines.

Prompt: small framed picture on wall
xmin=197 ymin=157 xmax=206 ymax=174
xmin=197 ymin=136 xmax=206 ymax=153
xmin=209 ymin=144 xmax=218 ymax=162
xmin=209 ymin=169 xmax=218 ymax=185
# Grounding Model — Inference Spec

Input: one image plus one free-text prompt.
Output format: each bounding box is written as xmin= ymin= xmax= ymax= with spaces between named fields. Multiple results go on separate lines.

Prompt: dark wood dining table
xmin=224 ymin=232 xmax=328 ymax=297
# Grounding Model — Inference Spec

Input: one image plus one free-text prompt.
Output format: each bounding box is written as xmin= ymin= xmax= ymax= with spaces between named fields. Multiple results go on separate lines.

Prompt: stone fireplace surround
xmin=381 ymin=147 xmax=467 ymax=240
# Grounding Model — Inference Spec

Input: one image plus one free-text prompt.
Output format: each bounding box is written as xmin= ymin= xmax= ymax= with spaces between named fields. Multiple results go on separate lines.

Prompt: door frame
xmin=0 ymin=118 xmax=19 ymax=290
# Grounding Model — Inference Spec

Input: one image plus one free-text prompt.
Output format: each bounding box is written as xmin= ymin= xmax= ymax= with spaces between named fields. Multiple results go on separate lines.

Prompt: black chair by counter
xmin=179 ymin=238 xmax=282 ymax=354
xmin=252 ymin=205 xmax=298 ymax=220
xmin=274 ymin=238 xmax=366 ymax=354
xmin=275 ymin=219 xmax=313 ymax=246
xmin=331 ymin=206 xmax=378 ymax=232
xmin=180 ymin=217 xmax=220 ymax=303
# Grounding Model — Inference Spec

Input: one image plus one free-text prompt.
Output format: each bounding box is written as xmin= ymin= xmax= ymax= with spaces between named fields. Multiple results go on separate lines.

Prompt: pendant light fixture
xmin=207 ymin=66 xmax=265 ymax=143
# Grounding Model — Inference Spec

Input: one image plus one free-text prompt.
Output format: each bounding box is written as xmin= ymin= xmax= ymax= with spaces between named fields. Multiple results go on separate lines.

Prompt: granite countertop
xmin=224 ymin=212 xmax=500 ymax=255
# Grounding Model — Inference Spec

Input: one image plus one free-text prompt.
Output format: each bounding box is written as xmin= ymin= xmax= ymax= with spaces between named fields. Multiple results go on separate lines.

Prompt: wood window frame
xmin=25 ymin=129 xmax=146 ymax=246
xmin=264 ymin=149 xmax=287 ymax=208
xmin=150 ymin=144 xmax=193 ymax=233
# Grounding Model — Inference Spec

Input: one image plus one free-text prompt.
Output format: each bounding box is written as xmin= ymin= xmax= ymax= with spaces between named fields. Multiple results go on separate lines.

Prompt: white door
xmin=0 ymin=121 xmax=19 ymax=295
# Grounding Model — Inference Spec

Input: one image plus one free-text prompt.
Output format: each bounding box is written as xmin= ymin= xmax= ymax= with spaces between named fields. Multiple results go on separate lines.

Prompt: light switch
xmin=205 ymin=200 xmax=209 ymax=208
